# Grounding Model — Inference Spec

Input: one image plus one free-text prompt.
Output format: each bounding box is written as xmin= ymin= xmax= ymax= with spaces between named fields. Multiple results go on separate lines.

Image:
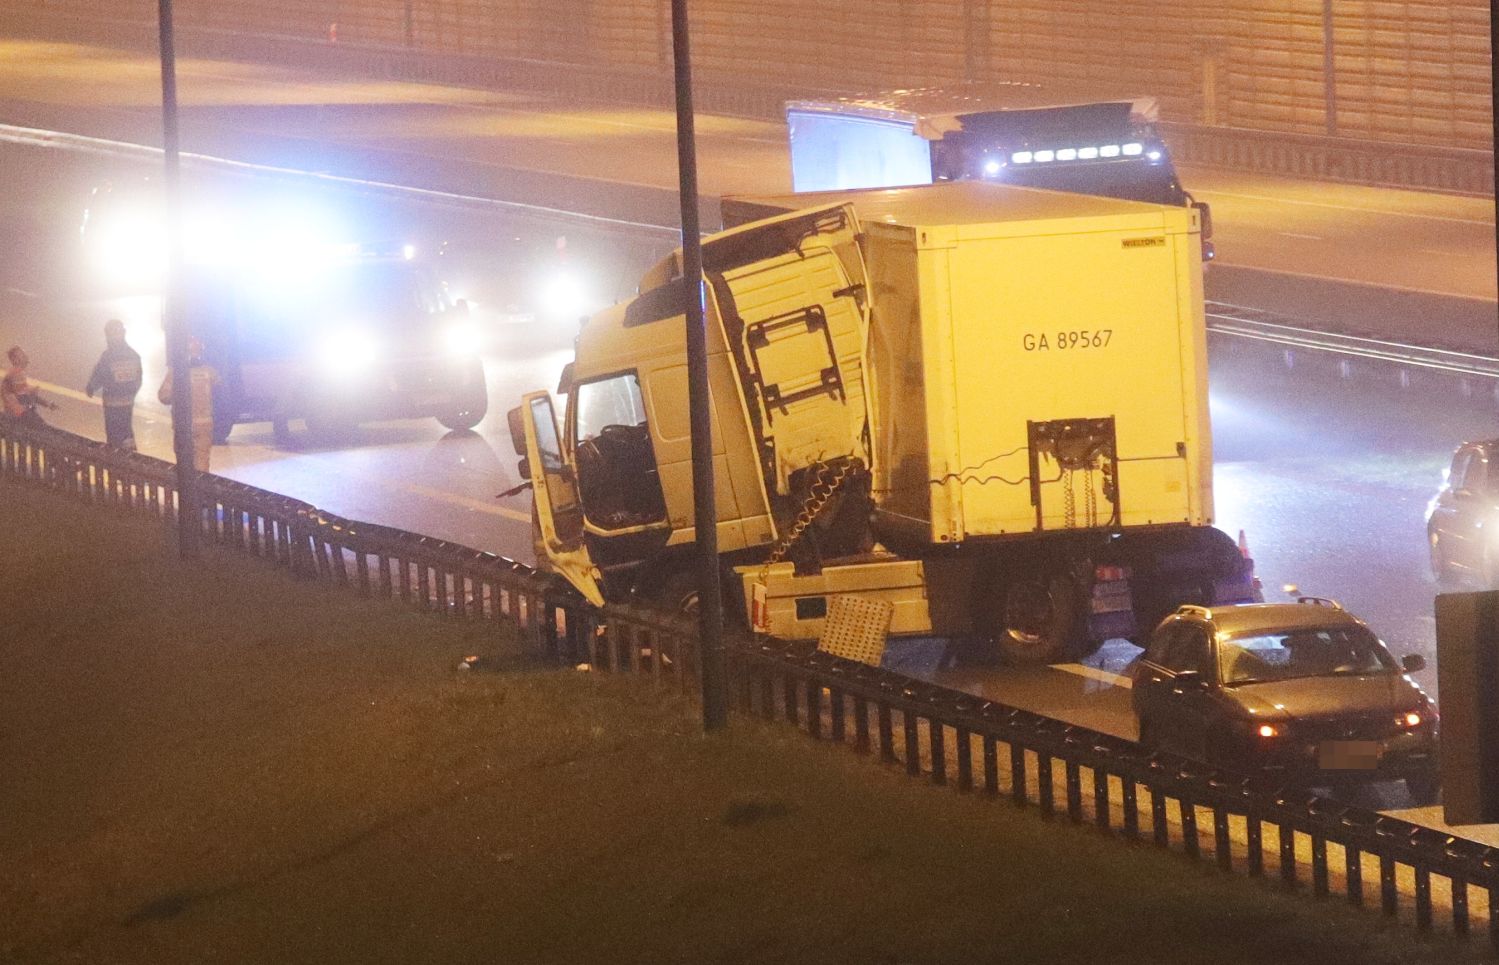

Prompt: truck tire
xmin=994 ymin=570 xmax=1085 ymax=665
xmin=1405 ymin=771 xmax=1441 ymax=808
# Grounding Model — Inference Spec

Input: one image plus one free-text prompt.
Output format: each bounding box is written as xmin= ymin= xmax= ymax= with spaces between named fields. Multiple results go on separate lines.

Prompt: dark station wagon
xmin=1131 ymin=600 xmax=1439 ymax=805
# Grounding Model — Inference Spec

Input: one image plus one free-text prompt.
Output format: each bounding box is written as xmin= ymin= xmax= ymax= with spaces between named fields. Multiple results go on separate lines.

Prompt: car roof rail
xmin=1175 ymin=604 xmax=1212 ymax=619
xmin=1296 ymin=596 xmax=1343 ymax=609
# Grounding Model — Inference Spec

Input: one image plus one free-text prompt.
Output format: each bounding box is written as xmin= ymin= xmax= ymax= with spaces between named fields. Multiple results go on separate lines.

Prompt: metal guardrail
xmin=5 ymin=418 xmax=1499 ymax=945
xmin=1162 ymin=123 xmax=1495 ymax=198
xmin=1205 ymin=301 xmax=1499 ymax=381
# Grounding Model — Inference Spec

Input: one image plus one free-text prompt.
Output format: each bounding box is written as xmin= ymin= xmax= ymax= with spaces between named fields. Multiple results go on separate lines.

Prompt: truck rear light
xmin=1094 ymin=565 xmax=1129 ymax=582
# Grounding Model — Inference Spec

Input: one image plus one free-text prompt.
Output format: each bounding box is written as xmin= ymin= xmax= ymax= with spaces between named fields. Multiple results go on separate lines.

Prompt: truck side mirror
xmin=1171 ymin=669 xmax=1206 ymax=691
xmin=1191 ymin=199 xmax=1213 ymax=239
xmin=506 ymin=406 xmax=528 ymax=457
xmin=516 ymin=455 xmax=531 ymax=479
xmin=1402 ymin=653 xmax=1426 ymax=673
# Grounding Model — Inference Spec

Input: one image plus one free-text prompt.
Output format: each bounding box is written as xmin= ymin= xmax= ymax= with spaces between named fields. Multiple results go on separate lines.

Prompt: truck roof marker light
xmin=1055 ymin=148 xmax=1078 ymax=161
xmin=983 ymin=159 xmax=1002 ymax=176
xmin=1011 ymin=151 xmax=1034 ymax=164
xmin=1078 ymin=147 xmax=1099 ymax=159
xmin=1034 ymin=150 xmax=1056 ymax=163
xmin=1099 ymin=145 xmax=1122 ymax=158
xmin=1122 ymin=143 xmax=1144 ymax=156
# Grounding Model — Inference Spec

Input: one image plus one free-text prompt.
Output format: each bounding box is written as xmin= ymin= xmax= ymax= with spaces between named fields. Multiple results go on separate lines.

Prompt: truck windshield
xmin=572 ymin=372 xmax=665 ymax=530
xmin=936 ymin=105 xmax=1187 ymax=206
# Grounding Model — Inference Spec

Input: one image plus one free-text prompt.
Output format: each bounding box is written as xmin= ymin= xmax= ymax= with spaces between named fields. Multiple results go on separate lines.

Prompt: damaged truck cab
xmin=511 ymin=181 xmax=1257 ymax=663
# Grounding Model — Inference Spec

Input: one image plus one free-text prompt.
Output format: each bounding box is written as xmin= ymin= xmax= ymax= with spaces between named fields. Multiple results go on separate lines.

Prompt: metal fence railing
xmin=6 ymin=418 xmax=1499 ymax=946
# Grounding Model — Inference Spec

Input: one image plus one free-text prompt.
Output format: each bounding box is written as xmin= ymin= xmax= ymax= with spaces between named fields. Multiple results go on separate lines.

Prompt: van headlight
xmin=442 ymin=323 xmax=482 ymax=357
xmin=318 ymin=326 xmax=380 ymax=373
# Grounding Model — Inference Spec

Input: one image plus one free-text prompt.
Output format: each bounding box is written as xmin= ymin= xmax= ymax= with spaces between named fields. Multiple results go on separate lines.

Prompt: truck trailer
xmin=509 ymin=181 xmax=1256 ymax=663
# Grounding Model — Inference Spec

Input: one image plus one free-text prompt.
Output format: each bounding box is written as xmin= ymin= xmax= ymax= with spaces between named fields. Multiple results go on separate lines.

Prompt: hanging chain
xmin=1062 ymin=468 xmax=1076 ymax=529
xmin=759 ymin=460 xmax=853 ymax=582
xmin=1085 ymin=466 xmax=1098 ymax=528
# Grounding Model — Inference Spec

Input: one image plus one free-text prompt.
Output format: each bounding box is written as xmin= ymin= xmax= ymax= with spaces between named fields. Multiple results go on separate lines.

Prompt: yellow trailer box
xmin=724 ymin=182 xmax=1212 ymax=548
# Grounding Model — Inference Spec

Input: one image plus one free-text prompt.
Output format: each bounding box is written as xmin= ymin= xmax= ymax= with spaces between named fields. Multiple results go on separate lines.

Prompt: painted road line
xmin=1277 ymin=231 xmax=1323 ymax=241
xmin=404 ymin=481 xmax=534 ymax=524
xmin=1050 ymin=662 xmax=1133 ymax=689
xmin=31 ymin=378 xmax=96 ymax=404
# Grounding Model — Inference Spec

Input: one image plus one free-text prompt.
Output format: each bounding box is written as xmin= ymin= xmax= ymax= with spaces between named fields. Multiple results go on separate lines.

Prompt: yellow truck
xmin=508 ymin=180 xmax=1257 ymax=663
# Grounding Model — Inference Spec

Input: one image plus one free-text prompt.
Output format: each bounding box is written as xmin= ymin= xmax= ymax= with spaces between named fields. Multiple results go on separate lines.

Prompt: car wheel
xmin=995 ymin=572 xmax=1083 ymax=665
xmin=1428 ymin=528 xmax=1454 ymax=583
xmin=437 ymin=409 xmax=484 ymax=431
xmin=1405 ymin=771 xmax=1441 ymax=807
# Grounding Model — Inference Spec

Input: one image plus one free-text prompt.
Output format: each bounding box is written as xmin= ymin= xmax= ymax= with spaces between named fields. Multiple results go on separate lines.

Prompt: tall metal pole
xmin=670 ymin=0 xmax=728 ymax=731
xmin=158 ymin=0 xmax=200 ymax=558
xmin=1491 ymin=0 xmax=1498 ymax=355
xmin=1321 ymin=0 xmax=1338 ymax=136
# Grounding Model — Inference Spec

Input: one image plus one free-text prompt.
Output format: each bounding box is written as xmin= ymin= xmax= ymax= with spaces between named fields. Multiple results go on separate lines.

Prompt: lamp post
xmin=669 ymin=0 xmax=729 ymax=731
xmin=1321 ymin=0 xmax=1338 ymax=136
xmin=157 ymin=0 xmax=200 ymax=559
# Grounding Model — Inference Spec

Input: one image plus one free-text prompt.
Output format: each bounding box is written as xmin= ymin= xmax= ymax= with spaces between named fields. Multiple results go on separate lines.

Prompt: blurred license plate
xmin=1318 ymin=740 xmax=1381 ymax=770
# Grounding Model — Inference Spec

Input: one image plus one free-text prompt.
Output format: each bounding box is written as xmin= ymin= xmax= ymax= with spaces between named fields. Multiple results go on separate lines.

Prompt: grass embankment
xmin=0 ymin=480 xmax=1480 ymax=964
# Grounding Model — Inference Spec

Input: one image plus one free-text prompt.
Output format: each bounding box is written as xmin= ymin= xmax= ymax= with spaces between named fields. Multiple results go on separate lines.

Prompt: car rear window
xmin=1218 ymin=626 xmax=1395 ymax=685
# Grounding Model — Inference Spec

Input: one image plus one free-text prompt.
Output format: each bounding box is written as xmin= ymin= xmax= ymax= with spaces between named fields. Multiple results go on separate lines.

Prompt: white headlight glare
xmin=537 ymin=269 xmax=595 ymax=321
xmin=1100 ymin=144 xmax=1122 ymax=158
xmin=1034 ymin=150 xmax=1056 ymax=163
xmin=1056 ymin=148 xmax=1078 ymax=161
xmin=983 ymin=159 xmax=1001 ymax=176
xmin=319 ymin=327 xmax=379 ymax=374
xmin=443 ymin=323 xmax=482 ymax=357
xmin=1078 ymin=147 xmax=1099 ymax=159
xmin=1122 ymin=142 xmax=1144 ymax=156
xmin=1147 ymin=150 xmax=1163 ymax=161
xmin=1011 ymin=151 xmax=1033 ymax=164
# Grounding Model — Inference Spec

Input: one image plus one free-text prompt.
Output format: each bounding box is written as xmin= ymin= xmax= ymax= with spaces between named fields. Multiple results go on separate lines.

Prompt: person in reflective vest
xmin=85 ymin=319 xmax=143 ymax=449
xmin=158 ymin=337 xmax=221 ymax=472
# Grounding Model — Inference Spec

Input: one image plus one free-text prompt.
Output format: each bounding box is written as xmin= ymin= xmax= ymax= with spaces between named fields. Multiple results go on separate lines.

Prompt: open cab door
xmin=513 ymin=391 xmax=606 ymax=606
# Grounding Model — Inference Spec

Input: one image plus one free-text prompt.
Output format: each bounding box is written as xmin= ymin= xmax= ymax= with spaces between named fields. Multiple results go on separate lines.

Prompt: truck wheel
xmin=649 ymin=569 xmax=701 ymax=615
xmin=1405 ymin=771 xmax=1441 ymax=807
xmin=995 ymin=572 xmax=1083 ymax=665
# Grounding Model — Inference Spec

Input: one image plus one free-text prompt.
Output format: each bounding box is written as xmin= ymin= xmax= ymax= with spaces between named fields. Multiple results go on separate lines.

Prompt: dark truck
xmin=785 ymin=82 xmax=1213 ymax=260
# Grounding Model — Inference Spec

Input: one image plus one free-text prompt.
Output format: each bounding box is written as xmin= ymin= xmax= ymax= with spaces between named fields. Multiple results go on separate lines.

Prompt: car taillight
xmin=1257 ymin=723 xmax=1283 ymax=739
xmin=1396 ymin=711 xmax=1425 ymax=728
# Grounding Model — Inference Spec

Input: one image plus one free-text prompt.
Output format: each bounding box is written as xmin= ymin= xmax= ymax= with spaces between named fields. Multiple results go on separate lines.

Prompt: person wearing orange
xmin=2 ymin=346 xmax=56 ymax=428
xmin=158 ymin=338 xmax=221 ymax=472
